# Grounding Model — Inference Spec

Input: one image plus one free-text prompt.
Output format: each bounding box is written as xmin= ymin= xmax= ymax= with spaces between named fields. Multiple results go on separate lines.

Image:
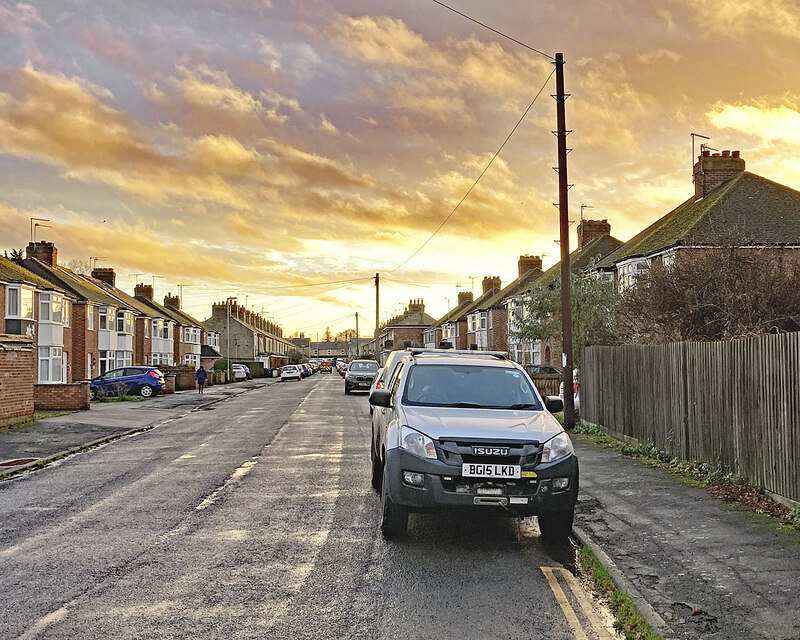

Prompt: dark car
xmin=90 ymin=366 xmax=165 ymax=400
xmin=344 ymin=359 xmax=379 ymax=394
xmin=525 ymin=365 xmax=561 ymax=377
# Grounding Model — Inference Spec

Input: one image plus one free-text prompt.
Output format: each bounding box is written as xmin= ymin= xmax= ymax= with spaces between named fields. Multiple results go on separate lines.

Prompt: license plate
xmin=461 ymin=463 xmax=520 ymax=479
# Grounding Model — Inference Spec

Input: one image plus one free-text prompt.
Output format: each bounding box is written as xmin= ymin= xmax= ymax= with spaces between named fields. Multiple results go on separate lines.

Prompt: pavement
xmin=2 ymin=381 xmax=799 ymax=639
xmin=573 ymin=437 xmax=800 ymax=640
xmin=0 ymin=377 xmax=278 ymax=476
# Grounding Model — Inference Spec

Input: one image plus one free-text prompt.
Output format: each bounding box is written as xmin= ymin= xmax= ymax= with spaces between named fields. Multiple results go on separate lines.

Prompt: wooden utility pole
xmin=554 ymin=52 xmax=576 ymax=429
xmin=355 ymin=312 xmax=359 ymax=357
xmin=374 ymin=273 xmax=380 ymax=339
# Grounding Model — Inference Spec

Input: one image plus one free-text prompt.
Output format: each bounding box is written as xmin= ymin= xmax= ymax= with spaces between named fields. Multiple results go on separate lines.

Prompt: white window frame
xmin=87 ymin=304 xmax=94 ymax=330
xmin=99 ymin=308 xmax=108 ymax=330
xmin=38 ymin=346 xmax=62 ymax=383
xmin=39 ymin=293 xmax=51 ymax=322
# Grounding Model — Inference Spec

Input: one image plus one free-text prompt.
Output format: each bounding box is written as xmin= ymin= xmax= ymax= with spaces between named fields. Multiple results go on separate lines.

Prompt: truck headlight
xmin=400 ymin=426 xmax=437 ymax=459
xmin=542 ymin=433 xmax=573 ymax=463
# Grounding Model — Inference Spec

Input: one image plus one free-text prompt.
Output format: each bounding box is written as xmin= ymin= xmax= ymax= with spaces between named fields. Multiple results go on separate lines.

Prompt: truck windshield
xmin=403 ymin=364 xmax=542 ymax=410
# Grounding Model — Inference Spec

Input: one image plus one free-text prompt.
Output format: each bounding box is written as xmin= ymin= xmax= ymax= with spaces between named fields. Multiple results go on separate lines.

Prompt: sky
xmin=1 ymin=0 xmax=800 ymax=338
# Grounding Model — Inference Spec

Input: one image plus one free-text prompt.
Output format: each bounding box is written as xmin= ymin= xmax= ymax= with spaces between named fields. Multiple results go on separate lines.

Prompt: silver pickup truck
xmin=369 ymin=349 xmax=578 ymax=541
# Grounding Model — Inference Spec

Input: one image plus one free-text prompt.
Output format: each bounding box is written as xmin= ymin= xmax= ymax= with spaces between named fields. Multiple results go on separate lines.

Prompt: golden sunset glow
xmin=2 ymin=1 xmax=800 ymax=335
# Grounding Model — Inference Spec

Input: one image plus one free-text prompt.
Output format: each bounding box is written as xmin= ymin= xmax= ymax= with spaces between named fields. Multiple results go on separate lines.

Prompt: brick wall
xmin=0 ymin=283 xmax=5 ymax=334
xmin=0 ymin=334 xmax=35 ymax=426
xmin=487 ymin=307 xmax=508 ymax=352
xmin=33 ymin=381 xmax=90 ymax=411
xmin=70 ymin=303 xmax=99 ymax=380
xmin=134 ymin=316 xmax=152 ymax=365
xmin=388 ymin=327 xmax=425 ymax=349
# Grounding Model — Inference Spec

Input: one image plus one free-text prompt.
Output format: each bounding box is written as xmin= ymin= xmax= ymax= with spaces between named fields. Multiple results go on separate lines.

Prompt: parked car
xmin=232 ymin=364 xmax=248 ymax=381
xmin=320 ymin=360 xmax=332 ymax=373
xmin=368 ymin=349 xmax=576 ymax=542
xmin=344 ymin=359 xmax=379 ymax=394
xmin=90 ymin=366 xmax=165 ymax=400
xmin=281 ymin=365 xmax=302 ymax=382
xmin=525 ymin=364 xmax=561 ymax=377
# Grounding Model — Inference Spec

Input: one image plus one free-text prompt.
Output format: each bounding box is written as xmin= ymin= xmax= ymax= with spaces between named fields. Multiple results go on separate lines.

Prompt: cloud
xmin=678 ymin=0 xmax=800 ymax=39
xmin=706 ymin=99 xmax=800 ymax=144
xmin=319 ymin=114 xmax=338 ymax=134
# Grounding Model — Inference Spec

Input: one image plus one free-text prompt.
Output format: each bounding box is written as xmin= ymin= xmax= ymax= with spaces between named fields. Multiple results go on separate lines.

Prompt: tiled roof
xmin=383 ymin=308 xmax=436 ymax=328
xmin=0 ymin=256 xmax=68 ymax=291
xmin=596 ymin=172 xmax=800 ymax=268
xmin=430 ymin=295 xmax=477 ymax=328
xmin=85 ymin=278 xmax=170 ymax=320
xmin=17 ymin=258 xmax=125 ymax=308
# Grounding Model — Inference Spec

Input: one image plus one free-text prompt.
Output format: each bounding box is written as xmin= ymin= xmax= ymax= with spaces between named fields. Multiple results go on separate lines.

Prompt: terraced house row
xmin=368 ymin=149 xmax=800 ymax=368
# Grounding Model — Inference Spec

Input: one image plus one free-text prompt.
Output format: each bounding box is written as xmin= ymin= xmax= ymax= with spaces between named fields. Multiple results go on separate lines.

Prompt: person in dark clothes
xmin=196 ymin=365 xmax=208 ymax=393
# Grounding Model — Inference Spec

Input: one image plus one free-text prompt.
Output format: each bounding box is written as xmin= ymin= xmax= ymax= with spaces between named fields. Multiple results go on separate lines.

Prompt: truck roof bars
xmin=408 ymin=348 xmax=508 ymax=360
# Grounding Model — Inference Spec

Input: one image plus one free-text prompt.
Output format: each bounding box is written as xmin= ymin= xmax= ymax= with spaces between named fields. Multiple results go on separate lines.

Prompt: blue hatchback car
xmin=90 ymin=366 xmax=165 ymax=400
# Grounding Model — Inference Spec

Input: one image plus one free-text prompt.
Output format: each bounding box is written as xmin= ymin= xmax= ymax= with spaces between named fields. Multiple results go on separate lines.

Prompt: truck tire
xmin=380 ymin=464 xmax=407 ymax=539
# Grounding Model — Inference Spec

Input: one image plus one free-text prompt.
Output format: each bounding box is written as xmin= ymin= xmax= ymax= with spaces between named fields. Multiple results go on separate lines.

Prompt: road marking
xmin=559 ymin=567 xmax=616 ymax=639
xmin=177 ymin=454 xmax=196 ymax=460
xmin=195 ymin=458 xmax=259 ymax=511
xmin=18 ymin=606 xmax=69 ymax=639
xmin=541 ymin=566 xmax=588 ymax=640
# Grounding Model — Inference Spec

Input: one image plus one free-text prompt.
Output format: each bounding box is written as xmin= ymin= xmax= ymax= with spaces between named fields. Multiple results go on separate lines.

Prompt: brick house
xmin=465 ymin=277 xmax=505 ymax=350
xmin=506 ymin=224 xmax=622 ymax=367
xmin=373 ymin=299 xmax=436 ymax=364
xmin=205 ymin=301 xmax=292 ymax=367
xmin=424 ymin=291 xmax=475 ymax=350
xmin=463 ymin=258 xmax=546 ymax=357
xmin=596 ymin=150 xmax=800 ymax=285
xmin=310 ymin=341 xmax=348 ymax=358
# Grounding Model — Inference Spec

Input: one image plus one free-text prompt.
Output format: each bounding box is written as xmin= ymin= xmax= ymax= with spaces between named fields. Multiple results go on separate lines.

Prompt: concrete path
xmin=574 ymin=437 xmax=800 ymax=640
xmin=0 ymin=379 xmax=277 ymax=475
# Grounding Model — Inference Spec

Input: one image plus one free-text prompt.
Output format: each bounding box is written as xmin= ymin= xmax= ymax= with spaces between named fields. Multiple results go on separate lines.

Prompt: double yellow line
xmin=541 ymin=566 xmax=615 ymax=640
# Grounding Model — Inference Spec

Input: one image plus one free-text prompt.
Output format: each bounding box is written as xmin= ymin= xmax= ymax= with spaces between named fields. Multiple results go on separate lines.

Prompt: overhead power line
xmin=432 ymin=0 xmax=554 ymax=61
xmin=391 ymin=69 xmax=556 ymax=273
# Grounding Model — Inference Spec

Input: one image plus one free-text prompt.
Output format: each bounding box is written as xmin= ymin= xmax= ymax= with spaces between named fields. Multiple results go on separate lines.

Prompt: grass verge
xmin=0 ymin=409 xmax=77 ymax=434
xmin=577 ymin=545 xmax=662 ymax=640
xmin=573 ymin=421 xmax=800 ymax=532
xmin=94 ymin=394 xmax=143 ymax=403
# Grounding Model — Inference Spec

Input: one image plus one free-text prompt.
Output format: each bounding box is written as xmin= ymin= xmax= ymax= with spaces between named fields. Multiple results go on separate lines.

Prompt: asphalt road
xmin=1 ymin=374 xmax=614 ymax=640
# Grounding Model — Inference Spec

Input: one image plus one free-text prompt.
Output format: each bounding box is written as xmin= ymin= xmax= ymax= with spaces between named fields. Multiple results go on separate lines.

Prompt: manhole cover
xmin=0 ymin=458 xmax=38 ymax=466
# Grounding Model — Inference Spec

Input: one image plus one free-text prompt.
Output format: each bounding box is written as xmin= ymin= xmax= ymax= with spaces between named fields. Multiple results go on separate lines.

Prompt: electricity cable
xmin=432 ymin=0 xmax=554 ymax=61
xmin=391 ymin=69 xmax=555 ymax=273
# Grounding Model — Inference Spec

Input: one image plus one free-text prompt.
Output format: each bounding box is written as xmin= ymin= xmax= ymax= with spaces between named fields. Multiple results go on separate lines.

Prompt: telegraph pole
xmin=554 ymin=52 xmax=576 ymax=429
xmin=374 ymin=273 xmax=380 ymax=339
xmin=355 ymin=312 xmax=359 ymax=357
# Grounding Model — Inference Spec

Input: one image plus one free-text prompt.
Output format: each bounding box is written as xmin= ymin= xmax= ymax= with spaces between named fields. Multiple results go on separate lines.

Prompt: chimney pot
xmin=164 ymin=294 xmax=180 ymax=310
xmin=518 ymin=254 xmax=543 ymax=277
xmin=26 ymin=241 xmax=57 ymax=266
xmin=457 ymin=291 xmax=474 ymax=305
xmin=92 ymin=267 xmax=116 ymax=287
xmin=134 ymin=283 xmax=154 ymax=301
xmin=578 ymin=219 xmax=612 ymax=249
xmin=693 ymin=149 xmax=746 ymax=198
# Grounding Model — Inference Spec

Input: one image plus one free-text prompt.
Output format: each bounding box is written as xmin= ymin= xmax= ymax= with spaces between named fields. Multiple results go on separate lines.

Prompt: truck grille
xmin=436 ymin=439 xmax=542 ymax=466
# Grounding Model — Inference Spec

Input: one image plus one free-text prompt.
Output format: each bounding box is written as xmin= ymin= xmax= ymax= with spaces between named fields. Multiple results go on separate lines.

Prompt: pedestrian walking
xmin=196 ymin=365 xmax=208 ymax=394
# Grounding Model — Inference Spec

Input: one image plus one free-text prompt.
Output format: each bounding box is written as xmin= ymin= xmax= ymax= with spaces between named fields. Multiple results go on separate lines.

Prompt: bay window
xmin=38 ymin=346 xmax=62 ymax=383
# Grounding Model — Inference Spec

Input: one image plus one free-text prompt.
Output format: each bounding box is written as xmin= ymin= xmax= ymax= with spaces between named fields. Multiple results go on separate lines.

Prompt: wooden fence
xmin=583 ymin=334 xmax=800 ymax=505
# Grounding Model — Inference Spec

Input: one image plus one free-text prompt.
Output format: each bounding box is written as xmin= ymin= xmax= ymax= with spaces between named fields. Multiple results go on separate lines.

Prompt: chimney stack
xmin=481 ymin=276 xmax=501 ymax=294
xmin=457 ymin=291 xmax=474 ymax=305
xmin=578 ymin=219 xmax=612 ymax=249
xmin=135 ymin=283 xmax=154 ymax=301
xmin=164 ymin=293 xmax=180 ymax=310
xmin=92 ymin=267 xmax=116 ymax=287
xmin=518 ymin=255 xmax=543 ymax=277
xmin=693 ymin=150 xmax=745 ymax=198
xmin=26 ymin=241 xmax=57 ymax=266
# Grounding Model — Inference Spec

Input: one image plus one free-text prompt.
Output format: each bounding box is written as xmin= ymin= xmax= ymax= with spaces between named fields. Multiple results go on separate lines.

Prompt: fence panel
xmin=583 ymin=333 xmax=800 ymax=504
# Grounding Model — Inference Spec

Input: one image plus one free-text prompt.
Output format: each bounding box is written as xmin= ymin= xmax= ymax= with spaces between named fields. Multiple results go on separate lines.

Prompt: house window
xmin=39 ymin=293 xmax=51 ymax=321
xmin=6 ymin=287 xmax=20 ymax=317
xmin=87 ymin=304 xmax=94 ymax=330
xmin=162 ymin=323 xmax=170 ymax=339
xmin=480 ymin=313 xmax=487 ymax=330
xmin=99 ymin=350 xmax=116 ymax=375
xmin=53 ymin=296 xmax=63 ymax=324
xmin=99 ymin=308 xmax=108 ymax=330
xmin=39 ymin=346 xmax=62 ymax=383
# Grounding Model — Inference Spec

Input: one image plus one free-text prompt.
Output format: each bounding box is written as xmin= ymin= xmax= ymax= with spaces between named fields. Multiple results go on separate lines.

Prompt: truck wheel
xmin=380 ymin=464 xmax=407 ymax=539
xmin=344 ymin=387 xmax=351 ymax=395
xmin=538 ymin=508 xmax=574 ymax=544
xmin=371 ymin=441 xmax=382 ymax=492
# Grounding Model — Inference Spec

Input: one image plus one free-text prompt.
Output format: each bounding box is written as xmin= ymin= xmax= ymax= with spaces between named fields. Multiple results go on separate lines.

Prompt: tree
xmin=3 ymin=248 xmax=24 ymax=260
xmin=65 ymin=258 xmax=92 ymax=275
xmin=335 ymin=329 xmax=357 ymax=342
xmin=616 ymin=247 xmax=800 ymax=343
xmin=514 ymin=270 xmax=618 ymax=369
xmin=322 ymin=326 xmax=334 ymax=342
xmin=286 ymin=349 xmax=306 ymax=364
